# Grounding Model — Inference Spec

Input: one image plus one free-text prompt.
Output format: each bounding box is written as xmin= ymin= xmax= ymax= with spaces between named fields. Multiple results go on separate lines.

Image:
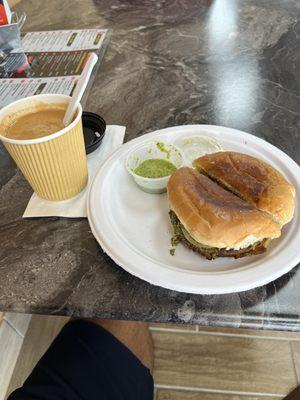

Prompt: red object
xmin=0 ymin=1 xmax=10 ymax=25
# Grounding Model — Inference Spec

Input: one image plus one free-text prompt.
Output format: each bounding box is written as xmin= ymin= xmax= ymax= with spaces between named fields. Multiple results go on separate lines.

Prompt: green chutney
xmin=134 ymin=158 xmax=177 ymax=178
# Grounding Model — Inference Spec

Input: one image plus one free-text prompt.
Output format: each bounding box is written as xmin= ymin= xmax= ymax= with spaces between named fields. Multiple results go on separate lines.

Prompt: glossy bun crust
xmin=167 ymin=167 xmax=281 ymax=249
xmin=193 ymin=152 xmax=295 ymax=226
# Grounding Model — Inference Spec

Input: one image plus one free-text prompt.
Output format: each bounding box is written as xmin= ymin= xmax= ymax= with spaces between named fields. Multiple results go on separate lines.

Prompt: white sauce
xmin=175 ymin=135 xmax=223 ymax=167
xmin=225 ymin=235 xmax=259 ymax=250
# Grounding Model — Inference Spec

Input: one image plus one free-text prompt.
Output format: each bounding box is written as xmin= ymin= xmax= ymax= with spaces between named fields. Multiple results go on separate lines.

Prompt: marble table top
xmin=0 ymin=0 xmax=299 ymax=330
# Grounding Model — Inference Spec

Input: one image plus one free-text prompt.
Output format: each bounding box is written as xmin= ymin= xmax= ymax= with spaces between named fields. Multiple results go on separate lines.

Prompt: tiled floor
xmin=6 ymin=315 xmax=68 ymax=396
xmin=0 ymin=313 xmax=31 ymax=400
xmin=156 ymin=391 xmax=277 ymax=399
xmin=2 ymin=315 xmax=299 ymax=399
xmin=150 ymin=323 xmax=298 ymax=399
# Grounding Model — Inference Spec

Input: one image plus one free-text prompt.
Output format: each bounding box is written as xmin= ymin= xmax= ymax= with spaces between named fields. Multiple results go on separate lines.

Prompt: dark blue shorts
xmin=8 ymin=319 xmax=154 ymax=400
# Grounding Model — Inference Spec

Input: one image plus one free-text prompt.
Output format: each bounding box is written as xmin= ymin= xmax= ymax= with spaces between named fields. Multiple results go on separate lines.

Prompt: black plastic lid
xmin=82 ymin=112 xmax=106 ymax=154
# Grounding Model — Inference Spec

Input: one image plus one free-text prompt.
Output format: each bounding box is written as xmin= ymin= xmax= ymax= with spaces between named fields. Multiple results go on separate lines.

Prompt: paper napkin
xmin=23 ymin=125 xmax=126 ymax=218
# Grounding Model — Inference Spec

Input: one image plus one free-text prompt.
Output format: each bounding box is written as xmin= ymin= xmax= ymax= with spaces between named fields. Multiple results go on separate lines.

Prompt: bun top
xmin=167 ymin=167 xmax=281 ymax=249
xmin=193 ymin=151 xmax=295 ymax=226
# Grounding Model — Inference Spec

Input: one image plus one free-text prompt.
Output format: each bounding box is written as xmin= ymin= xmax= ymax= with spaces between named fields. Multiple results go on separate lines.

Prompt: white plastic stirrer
xmin=63 ymin=52 xmax=98 ymax=127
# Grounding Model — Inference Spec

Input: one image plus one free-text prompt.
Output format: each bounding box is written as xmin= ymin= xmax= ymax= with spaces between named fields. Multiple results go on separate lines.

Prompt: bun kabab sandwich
xmin=167 ymin=152 xmax=295 ymax=260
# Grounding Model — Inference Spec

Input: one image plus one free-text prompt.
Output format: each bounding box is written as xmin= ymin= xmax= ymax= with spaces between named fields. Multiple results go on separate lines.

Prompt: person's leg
xmin=9 ymin=319 xmax=154 ymax=400
xmin=90 ymin=319 xmax=154 ymax=372
xmin=283 ymin=386 xmax=300 ymax=399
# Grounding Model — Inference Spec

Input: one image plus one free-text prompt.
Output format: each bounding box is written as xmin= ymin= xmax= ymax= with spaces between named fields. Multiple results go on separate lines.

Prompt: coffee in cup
xmin=0 ymin=94 xmax=88 ymax=201
xmin=3 ymin=104 xmax=67 ymax=140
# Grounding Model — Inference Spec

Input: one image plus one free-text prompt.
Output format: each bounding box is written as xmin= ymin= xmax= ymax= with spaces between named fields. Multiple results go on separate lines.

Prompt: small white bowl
xmin=126 ymin=141 xmax=183 ymax=193
xmin=174 ymin=135 xmax=223 ymax=166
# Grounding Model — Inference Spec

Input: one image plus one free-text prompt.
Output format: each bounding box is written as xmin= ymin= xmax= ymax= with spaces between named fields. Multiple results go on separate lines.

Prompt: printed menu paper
xmin=20 ymin=29 xmax=106 ymax=52
xmin=0 ymin=29 xmax=108 ymax=108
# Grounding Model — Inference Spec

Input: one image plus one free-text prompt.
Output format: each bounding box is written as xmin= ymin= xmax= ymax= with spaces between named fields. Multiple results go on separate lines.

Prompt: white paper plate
xmin=87 ymin=125 xmax=300 ymax=294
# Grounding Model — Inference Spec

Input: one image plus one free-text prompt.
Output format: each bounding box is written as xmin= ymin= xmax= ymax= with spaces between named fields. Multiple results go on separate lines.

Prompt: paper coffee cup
xmin=0 ymin=94 xmax=88 ymax=201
